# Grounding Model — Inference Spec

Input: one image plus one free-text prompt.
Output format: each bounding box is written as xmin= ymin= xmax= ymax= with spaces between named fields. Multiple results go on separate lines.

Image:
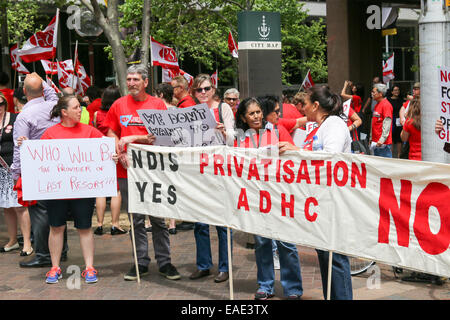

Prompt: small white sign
xmin=20 ymin=138 xmax=117 ymax=200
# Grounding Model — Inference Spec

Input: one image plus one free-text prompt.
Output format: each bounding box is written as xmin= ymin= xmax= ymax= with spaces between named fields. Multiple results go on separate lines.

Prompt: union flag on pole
xmin=18 ymin=9 xmax=59 ymax=63
xmin=10 ymin=44 xmax=30 ymax=74
xmin=46 ymin=75 xmax=61 ymax=94
xmin=57 ymin=59 xmax=76 ymax=89
xmin=228 ymin=32 xmax=238 ymax=58
xmin=211 ymin=70 xmax=218 ymax=88
xmin=150 ymin=37 xmax=179 ymax=71
xmin=161 ymin=67 xmax=193 ymax=87
xmin=382 ymin=53 xmax=395 ymax=84
xmin=41 ymin=60 xmax=59 ymax=75
xmin=301 ymin=69 xmax=315 ymax=90
xmin=74 ymin=58 xmax=91 ymax=96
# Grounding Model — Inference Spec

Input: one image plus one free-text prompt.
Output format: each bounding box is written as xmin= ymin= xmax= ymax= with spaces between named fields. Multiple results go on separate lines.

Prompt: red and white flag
xmin=46 ymin=75 xmax=61 ymax=94
xmin=57 ymin=59 xmax=76 ymax=89
xmin=382 ymin=53 xmax=395 ymax=84
xmin=150 ymin=37 xmax=179 ymax=71
xmin=228 ymin=31 xmax=238 ymax=58
xmin=10 ymin=44 xmax=30 ymax=74
xmin=211 ymin=70 xmax=218 ymax=88
xmin=301 ymin=69 xmax=315 ymax=90
xmin=74 ymin=58 xmax=91 ymax=96
xmin=161 ymin=67 xmax=193 ymax=87
xmin=41 ymin=59 xmax=59 ymax=75
xmin=18 ymin=9 xmax=59 ymax=63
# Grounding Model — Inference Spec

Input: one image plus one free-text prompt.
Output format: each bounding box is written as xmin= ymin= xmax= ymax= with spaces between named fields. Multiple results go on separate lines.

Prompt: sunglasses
xmin=274 ymin=108 xmax=281 ymax=114
xmin=195 ymin=86 xmax=212 ymax=93
xmin=0 ymin=101 xmax=6 ymax=106
xmin=225 ymin=97 xmax=238 ymax=102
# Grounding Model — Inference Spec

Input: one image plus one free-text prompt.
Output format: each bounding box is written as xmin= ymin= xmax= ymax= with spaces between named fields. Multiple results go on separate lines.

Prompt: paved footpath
xmin=0 ymin=211 xmax=448 ymax=301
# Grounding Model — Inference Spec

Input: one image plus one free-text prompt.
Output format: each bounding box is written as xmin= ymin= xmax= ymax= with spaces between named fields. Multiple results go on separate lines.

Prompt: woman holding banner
xmin=234 ymin=97 xmax=304 ymax=300
xmin=38 ymin=95 xmax=116 ymax=284
xmin=188 ymin=74 xmax=233 ymax=284
xmin=279 ymin=85 xmax=353 ymax=300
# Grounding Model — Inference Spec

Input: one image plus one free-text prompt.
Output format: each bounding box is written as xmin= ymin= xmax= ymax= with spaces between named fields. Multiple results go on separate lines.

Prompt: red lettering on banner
xmin=351 ymin=163 xmax=367 ymax=188
xmin=378 ymin=178 xmax=412 ymax=247
xmin=213 ymin=154 xmax=225 ymax=176
xmin=227 ymin=154 xmax=232 ymax=176
xmin=296 ymin=160 xmax=311 ymax=184
xmin=326 ymin=161 xmax=333 ymax=186
xmin=259 ymin=190 xmax=272 ymax=213
xmin=281 ymin=194 xmax=295 ymax=218
xmin=261 ymin=159 xmax=272 ymax=182
xmin=311 ymin=160 xmax=324 ymax=185
xmin=334 ymin=161 xmax=349 ymax=187
xmin=440 ymin=70 xmax=449 ymax=82
xmin=305 ymin=197 xmax=318 ymax=222
xmin=247 ymin=158 xmax=260 ymax=181
xmin=237 ymin=188 xmax=249 ymax=211
xmin=413 ymin=182 xmax=450 ymax=255
xmin=276 ymin=159 xmax=281 ymax=182
xmin=442 ymin=101 xmax=450 ymax=114
xmin=199 ymin=153 xmax=208 ymax=174
xmin=234 ymin=156 xmax=245 ymax=177
xmin=283 ymin=160 xmax=295 ymax=183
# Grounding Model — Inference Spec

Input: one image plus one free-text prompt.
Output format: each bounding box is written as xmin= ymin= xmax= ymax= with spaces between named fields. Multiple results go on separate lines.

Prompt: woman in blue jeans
xmin=235 ymin=97 xmax=303 ymax=300
xmin=279 ymin=85 xmax=353 ymax=300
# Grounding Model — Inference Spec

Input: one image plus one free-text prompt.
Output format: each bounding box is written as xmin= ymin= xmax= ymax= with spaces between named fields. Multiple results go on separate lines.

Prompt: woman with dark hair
xmin=92 ymin=85 xmax=126 ymax=236
xmin=28 ymin=95 xmax=116 ymax=284
xmin=155 ymin=83 xmax=176 ymax=109
xmin=400 ymin=97 xmax=421 ymax=160
xmin=279 ymin=85 xmax=353 ymax=300
xmin=0 ymin=92 xmax=33 ymax=256
xmin=234 ymin=97 xmax=303 ymax=300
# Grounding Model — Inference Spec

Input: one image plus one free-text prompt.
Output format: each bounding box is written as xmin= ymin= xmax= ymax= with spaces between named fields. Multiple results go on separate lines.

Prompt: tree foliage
xmin=109 ymin=0 xmax=327 ymax=86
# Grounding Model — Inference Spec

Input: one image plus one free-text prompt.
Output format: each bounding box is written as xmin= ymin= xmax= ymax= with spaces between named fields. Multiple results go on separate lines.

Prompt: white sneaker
xmin=273 ymin=253 xmax=280 ymax=270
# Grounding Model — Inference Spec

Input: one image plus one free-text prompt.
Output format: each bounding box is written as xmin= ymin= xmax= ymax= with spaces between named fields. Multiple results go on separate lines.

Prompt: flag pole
xmin=227 ymin=227 xmax=234 ymax=300
xmin=72 ymin=40 xmax=78 ymax=91
xmin=326 ymin=251 xmax=333 ymax=300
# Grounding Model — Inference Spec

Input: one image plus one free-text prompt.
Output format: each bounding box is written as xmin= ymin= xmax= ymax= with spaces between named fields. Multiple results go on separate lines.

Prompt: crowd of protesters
xmin=0 ymin=64 xmax=442 ymax=299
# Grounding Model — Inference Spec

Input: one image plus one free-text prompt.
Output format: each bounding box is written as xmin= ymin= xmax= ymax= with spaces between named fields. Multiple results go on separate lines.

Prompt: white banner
xmin=21 ymin=138 xmax=117 ymax=200
xmin=127 ymin=144 xmax=450 ymax=278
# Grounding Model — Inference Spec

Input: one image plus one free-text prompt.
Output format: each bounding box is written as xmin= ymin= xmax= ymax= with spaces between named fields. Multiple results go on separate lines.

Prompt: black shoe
xmin=168 ymin=228 xmax=177 ymax=235
xmin=159 ymin=263 xmax=181 ymax=280
xmin=254 ymin=291 xmax=274 ymax=300
xmin=145 ymin=226 xmax=152 ymax=233
xmin=214 ymin=272 xmax=229 ymax=283
xmin=124 ymin=265 xmax=149 ymax=281
xmin=19 ymin=257 xmax=52 ymax=268
xmin=189 ymin=269 xmax=210 ymax=280
xmin=111 ymin=227 xmax=127 ymax=235
xmin=176 ymin=222 xmax=194 ymax=231
xmin=94 ymin=226 xmax=103 ymax=235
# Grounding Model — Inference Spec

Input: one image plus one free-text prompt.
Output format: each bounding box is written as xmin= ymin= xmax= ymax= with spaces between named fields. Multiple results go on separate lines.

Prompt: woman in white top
xmin=279 ymin=85 xmax=353 ymax=300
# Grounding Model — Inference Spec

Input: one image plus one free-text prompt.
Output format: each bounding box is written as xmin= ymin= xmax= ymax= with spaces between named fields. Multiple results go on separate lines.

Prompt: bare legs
xmin=2 ymin=207 xmax=32 ymax=252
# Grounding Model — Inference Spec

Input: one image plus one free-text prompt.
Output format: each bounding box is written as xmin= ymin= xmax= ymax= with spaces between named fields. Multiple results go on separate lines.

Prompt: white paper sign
xmin=137 ymin=104 xmax=221 ymax=147
xmin=438 ymin=66 xmax=450 ymax=142
xmin=20 ymin=138 xmax=117 ymax=200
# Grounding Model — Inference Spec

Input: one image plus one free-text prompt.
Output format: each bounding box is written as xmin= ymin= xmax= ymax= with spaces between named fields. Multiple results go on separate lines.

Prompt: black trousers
xmin=28 ymin=200 xmax=68 ymax=259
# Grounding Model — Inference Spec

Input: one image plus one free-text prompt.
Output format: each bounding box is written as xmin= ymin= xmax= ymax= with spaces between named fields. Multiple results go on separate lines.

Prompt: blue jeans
xmin=373 ymin=144 xmax=392 ymax=158
xmin=316 ymin=250 xmax=353 ymax=300
xmin=254 ymin=236 xmax=303 ymax=297
xmin=194 ymin=223 xmax=231 ymax=272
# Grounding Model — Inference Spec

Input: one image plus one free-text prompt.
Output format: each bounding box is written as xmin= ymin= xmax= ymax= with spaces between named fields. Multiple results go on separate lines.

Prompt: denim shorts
xmin=46 ymin=198 xmax=95 ymax=229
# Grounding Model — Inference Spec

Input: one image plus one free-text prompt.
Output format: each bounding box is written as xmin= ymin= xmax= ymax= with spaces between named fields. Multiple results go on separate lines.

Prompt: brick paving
xmin=0 ymin=210 xmax=448 ymax=301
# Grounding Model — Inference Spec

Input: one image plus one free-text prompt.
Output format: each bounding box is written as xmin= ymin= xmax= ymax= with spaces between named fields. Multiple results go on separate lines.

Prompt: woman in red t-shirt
xmin=39 ymin=95 xmax=116 ymax=284
xmin=92 ymin=85 xmax=126 ymax=236
xmin=400 ymin=98 xmax=421 ymax=160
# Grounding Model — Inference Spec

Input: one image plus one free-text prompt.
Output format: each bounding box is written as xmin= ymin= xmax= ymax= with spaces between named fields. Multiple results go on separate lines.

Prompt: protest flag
xmin=57 ymin=60 xmax=76 ymax=89
xmin=46 ymin=75 xmax=61 ymax=94
xmin=211 ymin=70 xmax=218 ymax=88
xmin=150 ymin=37 xmax=179 ymax=71
xmin=18 ymin=9 xmax=59 ymax=63
xmin=75 ymin=59 xmax=91 ymax=96
xmin=228 ymin=31 xmax=238 ymax=58
xmin=41 ymin=59 xmax=58 ymax=75
xmin=161 ymin=67 xmax=193 ymax=87
xmin=382 ymin=53 xmax=395 ymax=84
xmin=10 ymin=44 xmax=30 ymax=74
xmin=301 ymin=69 xmax=315 ymax=90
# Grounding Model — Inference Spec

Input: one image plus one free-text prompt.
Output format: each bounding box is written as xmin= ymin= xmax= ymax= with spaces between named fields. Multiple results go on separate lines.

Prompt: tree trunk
xmin=0 ymin=0 xmax=11 ymax=87
xmin=81 ymin=0 xmax=128 ymax=95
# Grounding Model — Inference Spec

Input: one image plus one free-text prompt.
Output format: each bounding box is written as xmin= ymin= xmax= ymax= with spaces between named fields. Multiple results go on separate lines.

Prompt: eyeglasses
xmin=274 ymin=108 xmax=281 ymax=114
xmin=0 ymin=101 xmax=6 ymax=106
xmin=225 ymin=97 xmax=238 ymax=102
xmin=195 ymin=86 xmax=212 ymax=93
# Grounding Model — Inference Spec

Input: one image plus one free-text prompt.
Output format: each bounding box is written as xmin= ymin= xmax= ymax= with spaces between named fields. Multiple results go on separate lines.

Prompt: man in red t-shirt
xmin=171 ymin=75 xmax=196 ymax=108
xmin=104 ymin=64 xmax=180 ymax=282
xmin=370 ymin=83 xmax=393 ymax=158
xmin=0 ymin=72 xmax=15 ymax=114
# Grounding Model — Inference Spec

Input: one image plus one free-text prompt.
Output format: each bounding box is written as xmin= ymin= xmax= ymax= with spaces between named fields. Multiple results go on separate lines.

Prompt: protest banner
xmin=137 ymin=104 xmax=222 ymax=147
xmin=438 ymin=66 xmax=450 ymax=143
xmin=127 ymin=144 xmax=450 ymax=278
xmin=20 ymin=138 xmax=117 ymax=200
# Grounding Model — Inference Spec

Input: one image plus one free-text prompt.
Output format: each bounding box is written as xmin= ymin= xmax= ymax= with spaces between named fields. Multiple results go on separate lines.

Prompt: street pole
xmin=0 ymin=0 xmax=11 ymax=87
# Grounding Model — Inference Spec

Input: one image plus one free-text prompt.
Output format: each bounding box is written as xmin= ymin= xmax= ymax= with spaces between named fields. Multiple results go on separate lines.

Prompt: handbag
xmin=399 ymin=142 xmax=410 ymax=159
xmin=351 ymin=129 xmax=369 ymax=155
